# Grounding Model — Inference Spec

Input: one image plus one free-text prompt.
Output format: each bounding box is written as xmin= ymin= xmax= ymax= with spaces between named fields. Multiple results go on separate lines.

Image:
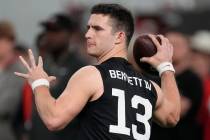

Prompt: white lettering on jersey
xmin=109 ymin=70 xmax=151 ymax=91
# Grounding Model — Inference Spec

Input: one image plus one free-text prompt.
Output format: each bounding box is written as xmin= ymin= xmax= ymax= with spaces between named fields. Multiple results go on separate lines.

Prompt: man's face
xmin=85 ymin=14 xmax=117 ymax=57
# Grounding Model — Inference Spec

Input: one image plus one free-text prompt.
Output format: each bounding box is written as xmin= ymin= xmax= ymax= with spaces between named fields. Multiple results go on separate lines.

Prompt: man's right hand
xmin=14 ymin=49 xmax=56 ymax=85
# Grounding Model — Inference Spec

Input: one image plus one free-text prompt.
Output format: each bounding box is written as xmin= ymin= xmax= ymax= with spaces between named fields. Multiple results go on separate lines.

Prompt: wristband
xmin=156 ymin=62 xmax=175 ymax=76
xmin=31 ymin=79 xmax=49 ymax=92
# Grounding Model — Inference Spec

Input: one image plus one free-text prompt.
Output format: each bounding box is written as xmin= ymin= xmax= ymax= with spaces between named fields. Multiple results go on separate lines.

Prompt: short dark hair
xmin=91 ymin=3 xmax=134 ymax=45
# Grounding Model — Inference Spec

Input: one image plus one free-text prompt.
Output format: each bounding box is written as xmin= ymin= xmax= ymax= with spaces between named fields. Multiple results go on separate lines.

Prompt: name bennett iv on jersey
xmin=109 ymin=70 xmax=152 ymax=91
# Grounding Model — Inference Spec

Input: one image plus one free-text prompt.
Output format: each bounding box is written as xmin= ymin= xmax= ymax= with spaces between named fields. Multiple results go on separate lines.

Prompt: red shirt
xmin=198 ymin=77 xmax=210 ymax=140
xmin=22 ymin=82 xmax=33 ymax=122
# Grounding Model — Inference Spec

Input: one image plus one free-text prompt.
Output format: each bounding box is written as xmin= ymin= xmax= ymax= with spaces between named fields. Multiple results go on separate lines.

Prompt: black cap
xmin=41 ymin=14 xmax=76 ymax=32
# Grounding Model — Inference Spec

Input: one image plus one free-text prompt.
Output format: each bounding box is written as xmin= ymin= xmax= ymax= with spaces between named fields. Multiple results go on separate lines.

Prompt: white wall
xmin=0 ymin=0 xmax=63 ymax=47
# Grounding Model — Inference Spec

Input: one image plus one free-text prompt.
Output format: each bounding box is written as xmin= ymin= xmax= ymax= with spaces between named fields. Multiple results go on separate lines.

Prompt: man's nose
xmin=85 ymin=28 xmax=92 ymax=39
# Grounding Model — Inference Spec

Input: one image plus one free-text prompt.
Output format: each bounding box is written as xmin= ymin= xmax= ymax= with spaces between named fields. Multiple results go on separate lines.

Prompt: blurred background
xmin=1 ymin=0 xmax=210 ymax=46
xmin=0 ymin=0 xmax=210 ymax=46
xmin=0 ymin=0 xmax=210 ymax=140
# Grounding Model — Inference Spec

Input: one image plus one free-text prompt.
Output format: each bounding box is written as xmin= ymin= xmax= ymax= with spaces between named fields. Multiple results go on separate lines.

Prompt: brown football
xmin=133 ymin=35 xmax=160 ymax=75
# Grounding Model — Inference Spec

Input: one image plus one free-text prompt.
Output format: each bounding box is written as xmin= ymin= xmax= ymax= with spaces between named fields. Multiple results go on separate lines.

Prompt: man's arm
xmin=151 ymin=71 xmax=180 ymax=127
xmin=34 ymin=66 xmax=100 ymax=131
xmin=140 ymin=34 xmax=181 ymax=127
xmin=15 ymin=50 xmax=101 ymax=131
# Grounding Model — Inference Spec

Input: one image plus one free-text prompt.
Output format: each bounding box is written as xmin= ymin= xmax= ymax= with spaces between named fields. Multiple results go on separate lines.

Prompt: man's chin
xmin=87 ymin=51 xmax=97 ymax=57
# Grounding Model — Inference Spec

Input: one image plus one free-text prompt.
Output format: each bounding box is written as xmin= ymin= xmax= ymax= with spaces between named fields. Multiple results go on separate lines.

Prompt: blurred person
xmin=0 ymin=21 xmax=16 ymax=41
xmin=190 ymin=30 xmax=210 ymax=140
xmin=150 ymin=31 xmax=203 ymax=140
xmin=30 ymin=13 xmax=87 ymax=140
xmin=0 ymin=25 xmax=24 ymax=140
xmin=135 ymin=15 xmax=168 ymax=35
xmin=190 ymin=30 xmax=210 ymax=79
xmin=35 ymin=32 xmax=48 ymax=57
xmin=13 ymin=44 xmax=32 ymax=140
xmin=15 ymin=3 xmax=181 ymax=140
xmin=39 ymin=13 xmax=87 ymax=96
xmin=14 ymin=44 xmax=31 ymax=61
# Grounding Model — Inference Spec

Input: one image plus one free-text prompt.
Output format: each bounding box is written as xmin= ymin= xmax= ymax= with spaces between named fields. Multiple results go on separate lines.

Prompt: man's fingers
xmin=28 ymin=49 xmax=36 ymax=68
xmin=140 ymin=57 xmax=150 ymax=63
xmin=14 ymin=72 xmax=29 ymax=79
xmin=38 ymin=56 xmax=43 ymax=67
xmin=148 ymin=34 xmax=161 ymax=50
xmin=19 ymin=56 xmax=31 ymax=72
xmin=157 ymin=35 xmax=167 ymax=46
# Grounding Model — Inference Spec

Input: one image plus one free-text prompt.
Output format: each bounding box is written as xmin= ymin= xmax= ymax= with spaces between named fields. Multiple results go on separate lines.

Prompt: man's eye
xmin=94 ymin=27 xmax=101 ymax=30
xmin=93 ymin=26 xmax=103 ymax=31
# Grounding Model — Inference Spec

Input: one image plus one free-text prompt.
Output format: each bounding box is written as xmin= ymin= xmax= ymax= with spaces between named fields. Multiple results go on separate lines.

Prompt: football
xmin=133 ymin=35 xmax=160 ymax=75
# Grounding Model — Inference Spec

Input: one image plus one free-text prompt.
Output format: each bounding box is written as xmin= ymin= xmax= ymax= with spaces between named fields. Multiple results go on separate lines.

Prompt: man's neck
xmin=97 ymin=45 xmax=127 ymax=64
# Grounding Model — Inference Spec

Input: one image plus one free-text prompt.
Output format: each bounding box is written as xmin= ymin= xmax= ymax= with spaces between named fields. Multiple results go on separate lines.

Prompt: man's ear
xmin=115 ymin=32 xmax=126 ymax=45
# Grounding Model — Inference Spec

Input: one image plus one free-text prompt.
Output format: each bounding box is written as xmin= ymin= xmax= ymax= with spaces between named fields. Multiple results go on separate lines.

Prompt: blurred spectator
xmin=0 ymin=21 xmax=24 ymax=140
xmin=190 ymin=30 xmax=210 ymax=79
xmin=39 ymin=13 xmax=87 ymax=93
xmin=135 ymin=15 xmax=168 ymax=35
xmin=30 ymin=13 xmax=87 ymax=140
xmin=14 ymin=44 xmax=29 ymax=61
xmin=0 ymin=21 xmax=16 ymax=42
xmin=190 ymin=30 xmax=210 ymax=140
xmin=150 ymin=31 xmax=203 ymax=140
xmin=12 ymin=44 xmax=32 ymax=140
xmin=35 ymin=32 xmax=47 ymax=57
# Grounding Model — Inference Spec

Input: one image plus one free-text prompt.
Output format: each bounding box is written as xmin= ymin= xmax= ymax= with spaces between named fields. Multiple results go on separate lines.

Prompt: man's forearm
xmin=161 ymin=71 xmax=181 ymax=123
xmin=34 ymin=86 xmax=59 ymax=130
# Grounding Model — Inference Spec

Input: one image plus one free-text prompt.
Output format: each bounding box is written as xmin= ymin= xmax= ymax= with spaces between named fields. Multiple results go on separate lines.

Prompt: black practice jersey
xmin=76 ymin=57 xmax=157 ymax=140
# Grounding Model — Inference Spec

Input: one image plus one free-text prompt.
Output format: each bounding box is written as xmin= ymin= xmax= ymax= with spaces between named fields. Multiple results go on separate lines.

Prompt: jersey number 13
xmin=109 ymin=88 xmax=152 ymax=140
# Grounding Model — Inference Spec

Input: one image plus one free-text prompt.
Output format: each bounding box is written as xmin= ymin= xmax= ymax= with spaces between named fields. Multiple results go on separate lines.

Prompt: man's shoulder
xmin=77 ymin=65 xmax=98 ymax=73
xmin=72 ymin=65 xmax=101 ymax=82
xmin=68 ymin=65 xmax=103 ymax=99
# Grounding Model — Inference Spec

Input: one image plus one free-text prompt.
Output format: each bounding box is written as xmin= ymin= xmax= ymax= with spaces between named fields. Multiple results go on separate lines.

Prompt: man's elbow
xmin=165 ymin=112 xmax=180 ymax=127
xmin=45 ymin=118 xmax=66 ymax=131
